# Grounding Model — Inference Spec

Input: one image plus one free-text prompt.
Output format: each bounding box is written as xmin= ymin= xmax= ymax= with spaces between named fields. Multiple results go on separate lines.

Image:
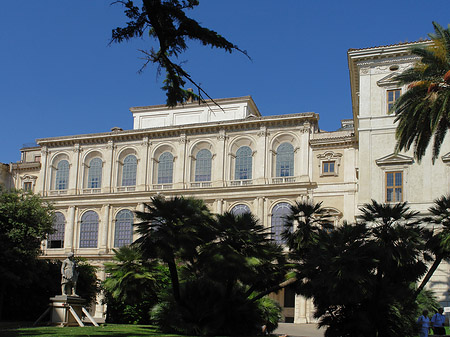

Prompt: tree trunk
xmin=250 ymin=277 xmax=297 ymax=302
xmin=415 ymin=256 xmax=443 ymax=299
xmin=0 ymin=281 xmax=5 ymax=321
xmin=167 ymin=260 xmax=181 ymax=303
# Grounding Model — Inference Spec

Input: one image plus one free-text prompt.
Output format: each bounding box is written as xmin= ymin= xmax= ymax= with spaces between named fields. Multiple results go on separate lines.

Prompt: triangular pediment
xmin=376 ymin=153 xmax=414 ymax=166
xmin=442 ymin=152 xmax=450 ymax=163
xmin=377 ymin=72 xmax=400 ymax=87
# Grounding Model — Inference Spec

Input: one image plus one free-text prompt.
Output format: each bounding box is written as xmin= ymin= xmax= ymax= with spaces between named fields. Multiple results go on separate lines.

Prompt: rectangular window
xmin=387 ymin=89 xmax=401 ymax=112
xmin=34 ymin=155 xmax=41 ymax=162
xmin=23 ymin=182 xmax=32 ymax=192
xmin=322 ymin=161 xmax=335 ymax=175
xmin=386 ymin=171 xmax=403 ymax=202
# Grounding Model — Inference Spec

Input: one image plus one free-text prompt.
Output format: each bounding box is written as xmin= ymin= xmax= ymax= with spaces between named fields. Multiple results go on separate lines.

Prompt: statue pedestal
xmin=49 ymin=295 xmax=86 ymax=326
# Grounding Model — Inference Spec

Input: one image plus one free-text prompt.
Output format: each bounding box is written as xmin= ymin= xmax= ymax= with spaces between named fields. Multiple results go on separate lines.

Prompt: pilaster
xmin=99 ymin=204 xmax=110 ymax=253
xmin=65 ymin=206 xmax=76 ymax=252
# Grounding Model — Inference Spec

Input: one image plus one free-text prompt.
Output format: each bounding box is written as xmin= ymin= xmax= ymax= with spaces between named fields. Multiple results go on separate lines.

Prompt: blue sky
xmin=1 ymin=1 xmax=449 ymax=163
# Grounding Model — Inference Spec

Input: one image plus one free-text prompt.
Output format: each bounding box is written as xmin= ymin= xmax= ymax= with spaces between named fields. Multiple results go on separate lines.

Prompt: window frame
xmin=55 ymin=159 xmax=70 ymax=190
xmin=158 ymin=152 xmax=174 ymax=184
xmin=121 ymin=154 xmax=137 ymax=187
xmin=275 ymin=142 xmax=294 ymax=178
xmin=48 ymin=212 xmax=65 ymax=249
xmin=194 ymin=149 xmax=212 ymax=182
xmin=114 ymin=209 xmax=134 ymax=248
xmin=235 ymin=146 xmax=253 ymax=180
xmin=322 ymin=160 xmax=336 ymax=175
xmin=87 ymin=157 xmax=103 ymax=189
xmin=387 ymin=89 xmax=401 ymax=113
xmin=385 ymin=171 xmax=403 ymax=203
xmin=79 ymin=211 xmax=99 ymax=248
xmin=270 ymin=202 xmax=292 ymax=245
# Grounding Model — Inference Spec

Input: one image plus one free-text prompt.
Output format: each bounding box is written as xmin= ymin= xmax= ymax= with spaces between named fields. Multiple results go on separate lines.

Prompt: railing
xmin=190 ymin=182 xmax=212 ymax=188
xmin=271 ymin=177 xmax=296 ymax=184
xmin=82 ymin=188 xmax=101 ymax=194
xmin=49 ymin=189 xmax=68 ymax=196
xmin=152 ymin=184 xmax=173 ymax=190
xmin=228 ymin=179 xmax=253 ymax=187
xmin=116 ymin=186 xmax=136 ymax=192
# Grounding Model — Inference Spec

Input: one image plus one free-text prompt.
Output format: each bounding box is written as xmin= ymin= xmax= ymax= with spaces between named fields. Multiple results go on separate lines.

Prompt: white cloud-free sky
xmin=1 ymin=0 xmax=449 ymax=162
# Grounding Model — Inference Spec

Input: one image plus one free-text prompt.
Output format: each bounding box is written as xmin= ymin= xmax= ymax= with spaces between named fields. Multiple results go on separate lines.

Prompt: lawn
xmin=0 ymin=324 xmax=186 ymax=337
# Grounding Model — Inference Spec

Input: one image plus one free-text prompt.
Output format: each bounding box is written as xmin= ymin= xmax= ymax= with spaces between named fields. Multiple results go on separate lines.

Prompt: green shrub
xmin=151 ymin=278 xmax=268 ymax=336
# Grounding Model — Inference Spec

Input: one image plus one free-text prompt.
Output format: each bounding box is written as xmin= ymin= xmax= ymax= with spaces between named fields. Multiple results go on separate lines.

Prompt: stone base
xmin=49 ymin=295 xmax=86 ymax=326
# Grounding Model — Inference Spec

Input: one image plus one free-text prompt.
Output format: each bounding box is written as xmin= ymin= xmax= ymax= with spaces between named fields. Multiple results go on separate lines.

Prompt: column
xmin=94 ymin=266 xmax=106 ymax=319
xmin=137 ymin=137 xmax=150 ymax=191
xmin=69 ymin=144 xmax=82 ymax=195
xmin=298 ymin=123 xmax=311 ymax=178
xmin=294 ymin=295 xmax=307 ymax=323
xmin=37 ymin=146 xmax=48 ymax=196
xmin=103 ymin=140 xmax=115 ymax=193
xmin=174 ymin=133 xmax=188 ymax=189
xmin=254 ymin=126 xmax=267 ymax=184
xmin=65 ymin=206 xmax=76 ymax=252
xmin=100 ymin=204 xmax=110 ymax=253
xmin=215 ymin=129 xmax=227 ymax=186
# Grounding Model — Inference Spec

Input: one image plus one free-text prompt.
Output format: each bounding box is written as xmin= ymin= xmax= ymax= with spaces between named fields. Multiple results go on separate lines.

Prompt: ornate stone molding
xmin=375 ymin=153 xmax=414 ymax=166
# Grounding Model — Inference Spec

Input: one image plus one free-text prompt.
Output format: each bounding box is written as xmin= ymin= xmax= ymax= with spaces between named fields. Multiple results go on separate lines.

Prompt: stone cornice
xmin=10 ymin=161 xmax=41 ymax=172
xmin=310 ymin=134 xmax=357 ymax=149
xmin=36 ymin=112 xmax=319 ymax=148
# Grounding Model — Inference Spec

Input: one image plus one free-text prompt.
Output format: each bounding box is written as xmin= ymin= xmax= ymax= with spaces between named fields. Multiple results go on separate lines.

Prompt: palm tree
xmin=133 ymin=196 xmax=215 ymax=303
xmin=282 ymin=200 xmax=332 ymax=253
xmin=197 ymin=211 xmax=288 ymax=300
xmin=392 ymin=22 xmax=450 ymax=162
xmin=415 ymin=195 xmax=450 ymax=296
xmin=103 ymin=246 xmax=162 ymax=305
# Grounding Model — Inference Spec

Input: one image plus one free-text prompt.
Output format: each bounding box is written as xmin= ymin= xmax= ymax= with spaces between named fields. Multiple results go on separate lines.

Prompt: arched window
xmin=80 ymin=211 xmax=98 ymax=248
xmin=55 ymin=160 xmax=69 ymax=190
xmin=48 ymin=212 xmax=65 ymax=248
xmin=195 ymin=149 xmax=212 ymax=182
xmin=271 ymin=202 xmax=291 ymax=244
xmin=114 ymin=209 xmax=134 ymax=247
xmin=231 ymin=204 xmax=251 ymax=217
xmin=276 ymin=143 xmax=294 ymax=177
xmin=235 ymin=146 xmax=252 ymax=180
xmin=158 ymin=152 xmax=173 ymax=184
xmin=87 ymin=158 xmax=102 ymax=188
xmin=122 ymin=155 xmax=137 ymax=186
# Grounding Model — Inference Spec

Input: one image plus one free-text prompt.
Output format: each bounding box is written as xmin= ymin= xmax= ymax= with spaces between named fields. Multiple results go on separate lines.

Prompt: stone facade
xmin=9 ymin=41 xmax=450 ymax=321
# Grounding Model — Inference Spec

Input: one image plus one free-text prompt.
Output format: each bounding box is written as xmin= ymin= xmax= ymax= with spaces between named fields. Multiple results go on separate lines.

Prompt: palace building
xmin=8 ymin=41 xmax=450 ymax=322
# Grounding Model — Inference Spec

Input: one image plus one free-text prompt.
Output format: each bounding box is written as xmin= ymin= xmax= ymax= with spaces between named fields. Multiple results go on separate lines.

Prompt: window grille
xmin=276 ymin=143 xmax=294 ymax=177
xmin=87 ymin=158 xmax=102 ymax=188
xmin=158 ymin=152 xmax=174 ymax=184
xmin=114 ymin=209 xmax=133 ymax=247
xmin=235 ymin=146 xmax=252 ymax=180
xmin=80 ymin=211 xmax=98 ymax=248
xmin=195 ymin=149 xmax=212 ymax=182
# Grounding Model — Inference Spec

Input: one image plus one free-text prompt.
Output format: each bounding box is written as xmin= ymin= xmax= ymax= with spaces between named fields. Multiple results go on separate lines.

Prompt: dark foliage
xmin=1 ymin=258 xmax=98 ymax=322
xmin=133 ymin=196 xmax=285 ymax=335
xmin=285 ymin=200 xmax=430 ymax=337
xmin=111 ymin=0 xmax=248 ymax=106
xmin=0 ymin=188 xmax=54 ymax=320
xmin=103 ymin=246 xmax=170 ymax=324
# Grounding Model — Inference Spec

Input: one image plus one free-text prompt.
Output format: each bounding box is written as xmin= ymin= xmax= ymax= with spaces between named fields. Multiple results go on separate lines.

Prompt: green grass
xmin=0 ymin=324 xmax=186 ymax=337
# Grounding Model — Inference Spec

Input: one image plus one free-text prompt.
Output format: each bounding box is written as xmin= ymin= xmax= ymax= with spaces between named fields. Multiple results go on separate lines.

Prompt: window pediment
xmin=442 ymin=152 xmax=450 ymax=164
xmin=376 ymin=153 xmax=414 ymax=166
xmin=377 ymin=72 xmax=400 ymax=87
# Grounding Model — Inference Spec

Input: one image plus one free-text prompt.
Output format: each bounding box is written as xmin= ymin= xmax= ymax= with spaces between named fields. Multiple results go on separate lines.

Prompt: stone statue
xmin=61 ymin=252 xmax=79 ymax=296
